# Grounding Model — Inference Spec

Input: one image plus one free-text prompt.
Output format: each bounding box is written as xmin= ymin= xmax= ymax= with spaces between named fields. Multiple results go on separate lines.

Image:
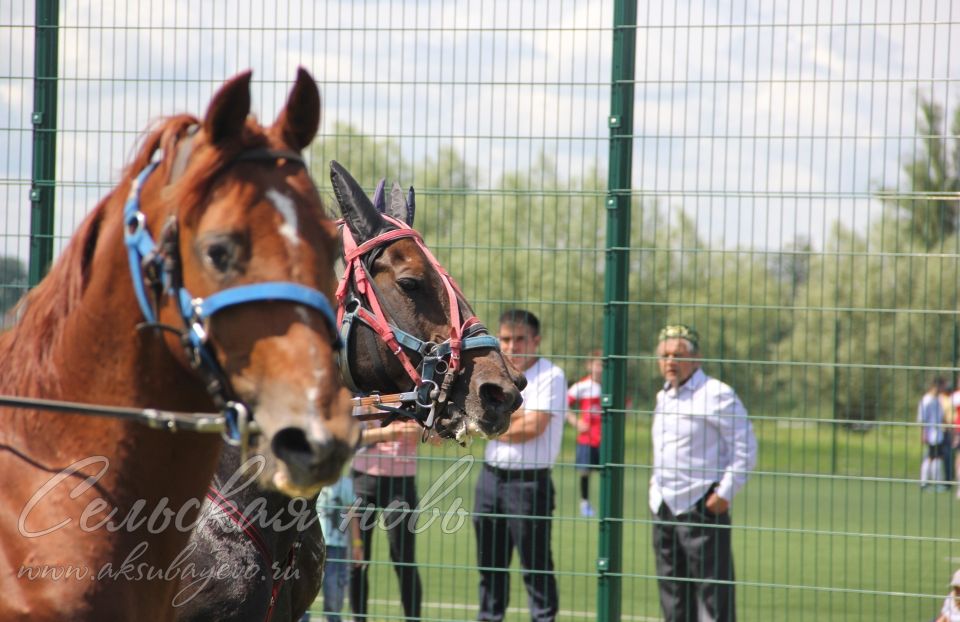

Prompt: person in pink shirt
xmin=566 ymin=351 xmax=603 ymax=517
xmin=349 ymin=417 xmax=423 ymax=620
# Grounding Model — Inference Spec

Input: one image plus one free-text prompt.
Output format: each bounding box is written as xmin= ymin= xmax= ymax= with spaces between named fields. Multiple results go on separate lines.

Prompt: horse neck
xmin=45 ymin=201 xmax=221 ymax=481
xmin=0 ymin=193 xmax=205 ymax=396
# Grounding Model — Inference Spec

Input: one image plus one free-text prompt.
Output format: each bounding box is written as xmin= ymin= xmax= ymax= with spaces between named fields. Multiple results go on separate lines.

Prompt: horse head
xmin=329 ymin=161 xmax=526 ymax=442
xmin=142 ymin=69 xmax=357 ymax=495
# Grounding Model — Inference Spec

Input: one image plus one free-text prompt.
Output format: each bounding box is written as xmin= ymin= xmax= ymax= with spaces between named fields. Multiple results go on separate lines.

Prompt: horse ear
xmin=203 ymin=70 xmax=252 ymax=144
xmin=387 ymin=182 xmax=415 ymax=226
xmin=274 ymin=67 xmax=321 ymax=151
xmin=372 ymin=178 xmax=387 ymax=214
xmin=407 ymin=186 xmax=416 ymax=226
xmin=329 ymin=160 xmax=384 ymax=242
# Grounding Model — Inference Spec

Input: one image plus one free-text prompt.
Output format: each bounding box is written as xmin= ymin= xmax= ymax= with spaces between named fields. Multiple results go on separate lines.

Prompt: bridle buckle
xmin=220 ymin=401 xmax=253 ymax=461
xmin=126 ymin=210 xmax=146 ymax=235
xmin=188 ymin=297 xmax=210 ymax=344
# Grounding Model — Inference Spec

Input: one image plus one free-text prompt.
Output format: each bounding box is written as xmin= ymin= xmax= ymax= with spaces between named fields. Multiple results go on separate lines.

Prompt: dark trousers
xmin=473 ymin=464 xmax=558 ymax=622
xmin=942 ymin=433 xmax=955 ymax=481
xmin=350 ymin=471 xmax=422 ymax=620
xmin=652 ymin=494 xmax=736 ymax=622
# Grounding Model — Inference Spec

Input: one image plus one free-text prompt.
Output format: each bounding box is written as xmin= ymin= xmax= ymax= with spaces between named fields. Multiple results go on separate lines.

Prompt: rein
xmin=0 ymin=394 xmax=256 ymax=434
xmin=336 ymin=208 xmax=500 ymax=432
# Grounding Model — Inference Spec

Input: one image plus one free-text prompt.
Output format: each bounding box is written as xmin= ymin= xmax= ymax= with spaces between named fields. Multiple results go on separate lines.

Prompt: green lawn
xmin=307 ymin=419 xmax=960 ymax=621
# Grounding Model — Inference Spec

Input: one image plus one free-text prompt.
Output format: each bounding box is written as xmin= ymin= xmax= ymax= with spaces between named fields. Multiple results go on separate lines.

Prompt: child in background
xmin=936 ymin=569 xmax=960 ymax=622
xmin=314 ymin=471 xmax=363 ymax=622
xmin=566 ymin=351 xmax=603 ymax=517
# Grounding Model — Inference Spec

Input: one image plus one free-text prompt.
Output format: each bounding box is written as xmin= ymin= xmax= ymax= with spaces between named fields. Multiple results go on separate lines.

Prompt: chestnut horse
xmin=0 ymin=69 xmax=357 ymax=621
xmin=174 ymin=163 xmax=526 ymax=621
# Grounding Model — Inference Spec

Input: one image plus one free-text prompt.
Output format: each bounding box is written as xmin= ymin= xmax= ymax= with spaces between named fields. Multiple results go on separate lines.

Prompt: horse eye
xmin=397 ymin=278 xmax=421 ymax=293
xmin=205 ymin=242 xmax=233 ymax=273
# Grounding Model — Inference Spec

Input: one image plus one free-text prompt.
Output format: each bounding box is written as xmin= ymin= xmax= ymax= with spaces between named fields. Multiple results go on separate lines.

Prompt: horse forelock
xmin=171 ymin=116 xmax=285 ymax=225
xmin=124 ymin=114 xmax=199 ymax=180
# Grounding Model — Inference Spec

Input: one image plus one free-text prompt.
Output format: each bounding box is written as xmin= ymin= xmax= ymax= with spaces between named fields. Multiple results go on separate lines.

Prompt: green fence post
xmin=29 ymin=0 xmax=59 ymax=286
xmin=597 ymin=1 xmax=636 ymax=621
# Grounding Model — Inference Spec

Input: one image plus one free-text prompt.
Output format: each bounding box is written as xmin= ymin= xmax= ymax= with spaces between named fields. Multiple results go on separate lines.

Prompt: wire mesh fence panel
xmin=622 ymin=2 xmax=960 ymax=622
xmin=310 ymin=3 xmax=613 ymax=621
xmin=3 ymin=1 xmax=960 ymax=621
xmin=0 ymin=3 xmax=31 ymax=325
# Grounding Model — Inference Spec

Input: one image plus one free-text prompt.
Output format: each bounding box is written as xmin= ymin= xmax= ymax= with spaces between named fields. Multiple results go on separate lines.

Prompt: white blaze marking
xmin=266 ymin=188 xmax=299 ymax=246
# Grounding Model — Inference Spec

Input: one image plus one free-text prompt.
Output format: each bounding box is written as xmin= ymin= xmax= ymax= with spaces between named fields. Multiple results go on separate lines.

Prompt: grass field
xmin=306 ymin=418 xmax=960 ymax=621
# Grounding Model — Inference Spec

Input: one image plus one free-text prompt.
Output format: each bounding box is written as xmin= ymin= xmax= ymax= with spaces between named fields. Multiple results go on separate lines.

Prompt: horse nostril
xmin=480 ymin=383 xmax=506 ymax=405
xmin=480 ymin=382 xmax=521 ymax=416
xmin=271 ymin=427 xmax=312 ymax=460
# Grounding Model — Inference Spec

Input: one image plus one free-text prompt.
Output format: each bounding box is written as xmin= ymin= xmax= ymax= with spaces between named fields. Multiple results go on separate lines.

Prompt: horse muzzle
xmin=268 ymin=426 xmax=354 ymax=495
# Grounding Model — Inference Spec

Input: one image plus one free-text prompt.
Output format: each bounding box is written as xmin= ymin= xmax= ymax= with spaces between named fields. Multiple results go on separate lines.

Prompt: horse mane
xmin=0 ymin=203 xmax=105 ymax=396
xmin=0 ymin=114 xmax=205 ymax=397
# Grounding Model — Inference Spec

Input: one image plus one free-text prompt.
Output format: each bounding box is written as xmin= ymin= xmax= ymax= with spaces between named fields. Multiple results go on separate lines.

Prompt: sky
xmin=2 ymin=0 xmax=960 ymax=264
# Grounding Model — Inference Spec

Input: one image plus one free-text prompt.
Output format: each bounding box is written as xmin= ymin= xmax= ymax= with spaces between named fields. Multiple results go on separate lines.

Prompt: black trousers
xmin=652 ymin=494 xmax=736 ymax=622
xmin=473 ymin=464 xmax=558 ymax=622
xmin=350 ymin=471 xmax=423 ymax=620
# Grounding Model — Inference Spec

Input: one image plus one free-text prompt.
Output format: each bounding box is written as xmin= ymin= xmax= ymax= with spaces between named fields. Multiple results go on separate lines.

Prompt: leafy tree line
xmin=12 ymin=98 xmax=952 ymax=422
xmin=308 ymin=101 xmax=960 ymax=423
xmin=776 ymin=98 xmax=960 ymax=422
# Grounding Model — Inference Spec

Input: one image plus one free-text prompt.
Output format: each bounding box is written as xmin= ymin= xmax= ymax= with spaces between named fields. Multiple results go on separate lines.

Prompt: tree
xmin=632 ymin=208 xmax=787 ymax=413
xmin=768 ymin=236 xmax=812 ymax=303
xmin=772 ymin=221 xmax=960 ymax=422
xmin=308 ymin=122 xmax=406 ymax=210
xmin=879 ymin=98 xmax=960 ymax=250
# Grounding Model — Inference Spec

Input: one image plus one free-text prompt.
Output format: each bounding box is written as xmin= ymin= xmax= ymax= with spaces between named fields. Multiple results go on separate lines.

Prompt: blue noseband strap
xmin=189 ymin=282 xmax=339 ymax=337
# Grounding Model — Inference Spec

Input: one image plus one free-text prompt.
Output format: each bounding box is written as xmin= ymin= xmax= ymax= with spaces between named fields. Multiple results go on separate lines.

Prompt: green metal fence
xmin=4 ymin=1 xmax=960 ymax=620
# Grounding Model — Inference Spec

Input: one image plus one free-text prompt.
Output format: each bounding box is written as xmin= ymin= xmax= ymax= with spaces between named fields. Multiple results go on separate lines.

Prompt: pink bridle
xmin=335 ymin=213 xmax=497 ymax=429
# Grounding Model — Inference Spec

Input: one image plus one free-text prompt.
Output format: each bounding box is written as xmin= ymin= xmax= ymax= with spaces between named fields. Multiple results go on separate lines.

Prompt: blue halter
xmin=122 ymin=154 xmax=340 ymax=443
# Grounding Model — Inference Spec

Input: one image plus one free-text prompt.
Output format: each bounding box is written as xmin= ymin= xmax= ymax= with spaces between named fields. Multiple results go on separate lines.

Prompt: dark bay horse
xmin=0 ymin=68 xmax=357 ymax=621
xmin=175 ymin=162 xmax=526 ymax=620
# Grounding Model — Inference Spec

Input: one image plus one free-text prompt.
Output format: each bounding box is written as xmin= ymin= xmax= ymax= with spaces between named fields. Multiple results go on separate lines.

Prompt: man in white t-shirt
xmin=473 ymin=309 xmax=566 ymax=622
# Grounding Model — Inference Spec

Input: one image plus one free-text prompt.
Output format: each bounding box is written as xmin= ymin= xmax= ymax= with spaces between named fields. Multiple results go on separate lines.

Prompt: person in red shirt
xmin=566 ymin=351 xmax=603 ymax=517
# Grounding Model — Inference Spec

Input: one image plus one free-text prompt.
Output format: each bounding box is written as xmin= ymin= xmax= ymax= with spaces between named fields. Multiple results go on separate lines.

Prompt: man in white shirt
xmin=473 ymin=309 xmax=566 ymax=622
xmin=650 ymin=324 xmax=757 ymax=622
